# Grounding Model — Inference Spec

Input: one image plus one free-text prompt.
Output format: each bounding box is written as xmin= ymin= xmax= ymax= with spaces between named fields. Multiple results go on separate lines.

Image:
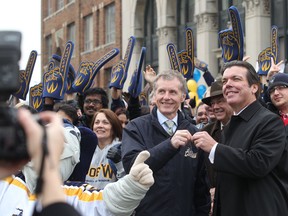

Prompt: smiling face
xmin=83 ymin=94 xmax=103 ymax=117
xmin=196 ymin=103 xmax=209 ymax=124
xmin=270 ymin=85 xmax=288 ymax=112
xmin=222 ymin=66 xmax=258 ymax=113
xmin=92 ymin=112 xmax=113 ymax=144
xmin=154 ymin=77 xmax=186 ymax=119
xmin=210 ymin=95 xmax=233 ymax=125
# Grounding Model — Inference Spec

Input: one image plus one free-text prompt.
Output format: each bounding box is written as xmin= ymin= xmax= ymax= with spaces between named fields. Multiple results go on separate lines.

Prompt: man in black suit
xmin=193 ymin=61 xmax=288 ymax=216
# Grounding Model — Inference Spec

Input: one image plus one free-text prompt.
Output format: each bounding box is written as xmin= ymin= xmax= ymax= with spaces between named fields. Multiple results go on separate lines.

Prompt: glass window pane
xmin=84 ymin=15 xmax=93 ymax=51
xmin=67 ymin=23 xmax=75 ymax=43
xmin=105 ymin=4 xmax=115 ymax=44
xmin=221 ymin=0 xmax=229 ymax=10
xmin=187 ymin=0 xmax=195 ymax=23
xmin=272 ymin=0 xmax=284 ymax=28
xmin=144 ymin=0 xmax=158 ymax=70
xmin=57 ymin=0 xmax=64 ymax=11
xmin=47 ymin=0 xmax=53 ymax=16
xmin=177 ymin=0 xmax=197 ymax=53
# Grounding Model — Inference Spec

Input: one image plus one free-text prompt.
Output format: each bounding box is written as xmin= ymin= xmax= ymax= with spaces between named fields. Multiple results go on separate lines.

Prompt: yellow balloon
xmin=187 ymin=79 xmax=197 ymax=92
xmin=188 ymin=91 xmax=199 ymax=101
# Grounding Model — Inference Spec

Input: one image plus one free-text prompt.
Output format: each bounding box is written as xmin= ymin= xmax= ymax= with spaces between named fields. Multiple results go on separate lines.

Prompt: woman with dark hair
xmin=86 ymin=109 xmax=125 ymax=189
xmin=115 ymin=107 xmax=129 ymax=128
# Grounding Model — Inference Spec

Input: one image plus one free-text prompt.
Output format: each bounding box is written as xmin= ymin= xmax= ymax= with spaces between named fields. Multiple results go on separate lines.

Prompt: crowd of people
xmin=1 ymin=5 xmax=288 ymax=216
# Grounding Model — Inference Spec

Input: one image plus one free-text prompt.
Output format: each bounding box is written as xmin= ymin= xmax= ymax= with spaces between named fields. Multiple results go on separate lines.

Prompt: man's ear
xmin=181 ymin=93 xmax=186 ymax=102
xmin=251 ymin=84 xmax=259 ymax=94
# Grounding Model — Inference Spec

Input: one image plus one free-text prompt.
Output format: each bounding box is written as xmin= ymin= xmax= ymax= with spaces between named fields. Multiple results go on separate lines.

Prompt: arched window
xmin=177 ymin=0 xmax=197 ymax=55
xmin=144 ymin=0 xmax=158 ymax=72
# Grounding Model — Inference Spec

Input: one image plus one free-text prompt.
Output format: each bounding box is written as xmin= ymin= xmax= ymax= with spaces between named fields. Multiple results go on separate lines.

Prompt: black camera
xmin=0 ymin=31 xmax=28 ymax=161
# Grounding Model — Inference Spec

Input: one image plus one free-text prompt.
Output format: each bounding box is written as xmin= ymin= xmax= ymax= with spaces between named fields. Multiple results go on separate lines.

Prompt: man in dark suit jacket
xmin=193 ymin=61 xmax=288 ymax=216
xmin=122 ymin=70 xmax=211 ymax=216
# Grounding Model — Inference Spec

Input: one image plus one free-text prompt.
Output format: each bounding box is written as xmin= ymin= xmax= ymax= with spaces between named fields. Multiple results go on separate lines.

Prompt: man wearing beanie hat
xmin=201 ymin=79 xmax=233 ymax=215
xmin=268 ymin=73 xmax=288 ymax=125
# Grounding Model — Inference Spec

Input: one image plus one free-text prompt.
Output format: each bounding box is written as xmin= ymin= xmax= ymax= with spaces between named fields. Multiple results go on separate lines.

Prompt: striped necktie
xmin=164 ymin=120 xmax=174 ymax=135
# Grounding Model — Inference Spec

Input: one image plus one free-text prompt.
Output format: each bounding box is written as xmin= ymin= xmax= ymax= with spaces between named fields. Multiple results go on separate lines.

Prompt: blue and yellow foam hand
xmin=52 ymin=54 xmax=76 ymax=94
xmin=43 ymin=41 xmax=74 ymax=99
xmin=258 ymin=26 xmax=279 ymax=75
xmin=167 ymin=43 xmax=181 ymax=72
xmin=128 ymin=47 xmax=146 ymax=98
xmin=218 ymin=6 xmax=244 ymax=63
xmin=177 ymin=28 xmax=195 ymax=80
xmin=166 ymin=42 xmax=190 ymax=99
xmin=73 ymin=48 xmax=119 ymax=93
xmin=13 ymin=50 xmax=37 ymax=100
xmin=109 ymin=36 xmax=135 ymax=89
xmin=29 ymin=82 xmax=43 ymax=112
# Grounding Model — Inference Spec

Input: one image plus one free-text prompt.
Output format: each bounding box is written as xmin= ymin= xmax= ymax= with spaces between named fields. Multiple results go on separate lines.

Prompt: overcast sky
xmin=0 ymin=0 xmax=41 ymax=88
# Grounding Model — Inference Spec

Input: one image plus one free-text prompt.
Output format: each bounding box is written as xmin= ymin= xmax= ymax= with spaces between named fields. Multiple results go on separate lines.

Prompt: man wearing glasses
xmin=78 ymin=87 xmax=109 ymax=127
xmin=268 ymin=73 xmax=288 ymax=125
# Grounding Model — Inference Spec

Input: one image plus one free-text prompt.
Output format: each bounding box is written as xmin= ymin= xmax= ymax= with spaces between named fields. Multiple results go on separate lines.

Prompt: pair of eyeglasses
xmin=84 ymin=99 xmax=102 ymax=105
xmin=269 ymin=85 xmax=288 ymax=94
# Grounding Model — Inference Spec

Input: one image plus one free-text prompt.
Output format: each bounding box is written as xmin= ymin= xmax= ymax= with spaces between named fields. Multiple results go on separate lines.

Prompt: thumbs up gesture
xmin=129 ymin=151 xmax=154 ymax=188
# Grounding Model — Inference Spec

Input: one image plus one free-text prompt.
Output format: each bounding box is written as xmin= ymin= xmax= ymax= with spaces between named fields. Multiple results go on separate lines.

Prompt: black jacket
xmin=213 ymin=100 xmax=288 ymax=216
xmin=202 ymin=120 xmax=223 ymax=188
xmin=122 ymin=107 xmax=210 ymax=216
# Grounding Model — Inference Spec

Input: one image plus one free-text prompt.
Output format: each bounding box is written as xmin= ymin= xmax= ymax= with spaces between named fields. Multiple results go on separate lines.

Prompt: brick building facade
xmin=41 ymin=0 xmax=122 ymax=91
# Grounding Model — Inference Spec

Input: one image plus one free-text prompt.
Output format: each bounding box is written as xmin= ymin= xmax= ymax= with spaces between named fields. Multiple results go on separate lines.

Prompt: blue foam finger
xmin=167 ymin=43 xmax=181 ymax=72
xmin=128 ymin=47 xmax=146 ymax=98
xmin=178 ymin=28 xmax=194 ymax=80
xmin=43 ymin=41 xmax=74 ymax=99
xmin=13 ymin=50 xmax=37 ymax=100
xmin=271 ymin=25 xmax=279 ymax=65
xmin=73 ymin=48 xmax=119 ymax=93
xmin=218 ymin=6 xmax=244 ymax=63
xmin=257 ymin=47 xmax=273 ymax=75
xmin=29 ymin=82 xmax=43 ymax=112
xmin=109 ymin=36 xmax=135 ymax=89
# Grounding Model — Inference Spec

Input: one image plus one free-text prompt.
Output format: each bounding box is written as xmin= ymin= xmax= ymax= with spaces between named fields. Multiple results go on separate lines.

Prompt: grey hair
xmin=153 ymin=70 xmax=187 ymax=94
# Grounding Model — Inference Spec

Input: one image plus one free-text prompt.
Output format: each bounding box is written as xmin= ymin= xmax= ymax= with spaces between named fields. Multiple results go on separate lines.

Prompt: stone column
xmin=195 ymin=0 xmax=219 ymax=77
xmin=157 ymin=26 xmax=177 ymax=73
xmin=243 ymin=0 xmax=271 ymax=66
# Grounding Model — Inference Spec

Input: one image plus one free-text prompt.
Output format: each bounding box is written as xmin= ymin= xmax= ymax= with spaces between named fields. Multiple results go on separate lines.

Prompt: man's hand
xmin=129 ymin=151 xmax=154 ymax=188
xmin=144 ymin=65 xmax=156 ymax=86
xmin=267 ymin=57 xmax=285 ymax=81
xmin=170 ymin=130 xmax=192 ymax=149
xmin=192 ymin=131 xmax=217 ymax=153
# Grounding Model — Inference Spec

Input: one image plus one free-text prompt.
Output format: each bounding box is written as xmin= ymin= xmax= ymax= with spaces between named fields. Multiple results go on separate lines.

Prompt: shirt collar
xmin=157 ymin=109 xmax=178 ymax=126
xmin=234 ymin=104 xmax=249 ymax=116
